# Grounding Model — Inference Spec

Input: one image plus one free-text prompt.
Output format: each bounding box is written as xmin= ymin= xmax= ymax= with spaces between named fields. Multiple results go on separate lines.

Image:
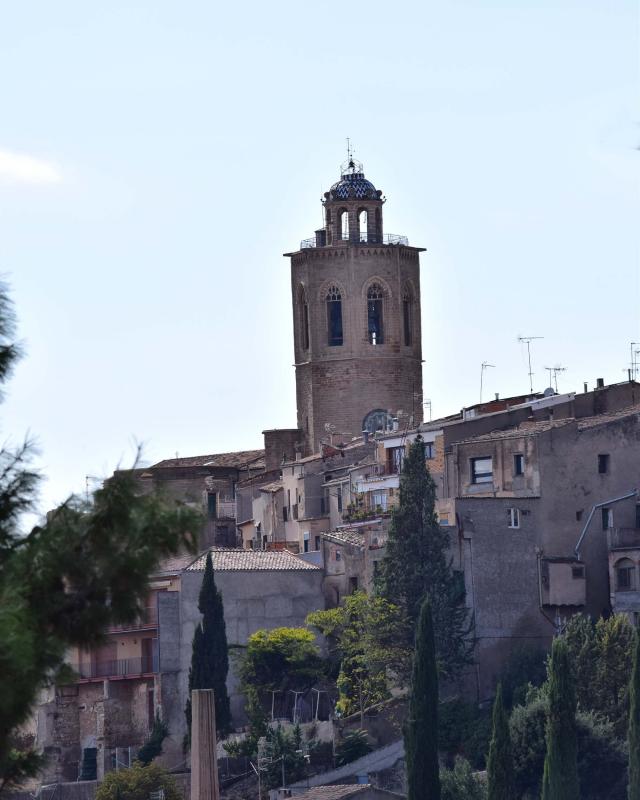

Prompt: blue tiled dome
xmin=327 ymin=161 xmax=381 ymax=201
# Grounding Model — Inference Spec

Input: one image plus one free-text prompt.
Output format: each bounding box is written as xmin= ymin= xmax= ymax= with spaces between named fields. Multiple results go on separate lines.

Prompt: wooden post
xmin=190 ymin=689 xmax=219 ymax=800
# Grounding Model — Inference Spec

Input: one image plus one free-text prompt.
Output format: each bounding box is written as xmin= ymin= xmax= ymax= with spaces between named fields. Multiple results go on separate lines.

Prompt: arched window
xmin=358 ymin=209 xmax=368 ymax=242
xmin=402 ymin=288 xmax=412 ymax=346
xmin=362 ymin=408 xmax=393 ymax=434
xmin=299 ymin=289 xmax=310 ymax=350
xmin=616 ymin=558 xmax=635 ymax=591
xmin=340 ymin=210 xmax=349 ymax=241
xmin=367 ymin=283 xmax=384 ymax=345
xmin=326 ymin=285 xmax=343 ymax=346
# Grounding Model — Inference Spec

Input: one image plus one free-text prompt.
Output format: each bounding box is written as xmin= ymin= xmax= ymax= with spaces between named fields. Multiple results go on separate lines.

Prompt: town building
xmin=286 ymin=156 xmax=425 ymax=455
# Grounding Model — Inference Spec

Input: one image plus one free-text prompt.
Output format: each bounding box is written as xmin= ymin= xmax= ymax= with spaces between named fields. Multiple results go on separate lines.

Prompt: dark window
xmin=282 ymin=506 xmax=288 ymax=522
xmin=326 ymin=286 xmax=343 ymax=346
xmin=636 ymin=504 xmax=640 ymax=529
xmin=598 ymin=454 xmax=610 ymax=474
xmin=602 ymin=507 xmax=613 ymax=530
xmin=471 ymin=457 xmax=493 ymax=484
xmin=616 ymin=559 xmax=634 ymax=591
xmin=572 ymin=566 xmax=585 ymax=579
xmin=576 ymin=510 xmax=583 ymax=522
xmin=514 ymin=453 xmax=524 ymax=476
xmin=207 ymin=493 xmax=217 ymax=519
xmin=303 ymin=533 xmax=310 ymax=553
xmin=349 ymin=576 xmax=359 ymax=593
xmin=402 ymin=297 xmax=412 ymax=346
xmin=387 ymin=446 xmax=405 ymax=474
xmin=507 ymin=508 xmax=520 ymax=528
xmin=335 ymin=549 xmax=341 ymax=562
xmin=425 ymin=443 xmax=434 ymax=460
xmin=337 ymin=489 xmax=343 ymax=513
xmin=367 ymin=284 xmax=384 ymax=345
xmin=315 ymin=535 xmax=321 ymax=550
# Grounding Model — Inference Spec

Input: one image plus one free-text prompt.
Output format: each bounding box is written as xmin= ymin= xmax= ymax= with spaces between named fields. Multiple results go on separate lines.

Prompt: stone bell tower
xmin=285 ymin=156 xmax=425 ymax=455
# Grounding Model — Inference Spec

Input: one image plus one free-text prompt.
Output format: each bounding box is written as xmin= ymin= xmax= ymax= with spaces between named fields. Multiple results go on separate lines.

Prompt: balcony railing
xmin=608 ymin=527 xmax=640 ymax=549
xmin=216 ymin=500 xmax=237 ymax=519
xmin=300 ymin=233 xmax=409 ymax=249
xmin=108 ymin=606 xmax=158 ymax=633
xmin=72 ymin=655 xmax=159 ymax=681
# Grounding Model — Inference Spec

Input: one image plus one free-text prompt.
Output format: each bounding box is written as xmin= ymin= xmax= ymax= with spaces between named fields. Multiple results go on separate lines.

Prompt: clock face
xmin=362 ymin=409 xmax=394 ymax=435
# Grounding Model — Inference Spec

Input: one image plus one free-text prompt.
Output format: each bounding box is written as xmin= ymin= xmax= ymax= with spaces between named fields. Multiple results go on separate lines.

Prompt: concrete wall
xmin=174 ymin=568 xmax=325 ymax=735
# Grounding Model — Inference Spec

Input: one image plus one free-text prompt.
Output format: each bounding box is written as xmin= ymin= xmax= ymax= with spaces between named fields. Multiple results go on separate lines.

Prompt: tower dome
xmin=327 ymin=159 xmax=381 ymax=201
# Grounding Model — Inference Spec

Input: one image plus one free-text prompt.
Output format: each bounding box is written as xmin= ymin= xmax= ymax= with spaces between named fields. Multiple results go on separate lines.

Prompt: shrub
xmin=500 ymin=645 xmax=547 ymax=708
xmin=136 ymin=712 xmax=169 ymax=766
xmin=510 ymin=692 xmax=627 ymax=800
xmin=440 ymin=757 xmax=487 ymax=800
xmin=439 ymin=698 xmax=491 ymax=769
xmin=335 ymin=729 xmax=372 ymax=766
xmin=95 ymin=763 xmax=181 ymax=800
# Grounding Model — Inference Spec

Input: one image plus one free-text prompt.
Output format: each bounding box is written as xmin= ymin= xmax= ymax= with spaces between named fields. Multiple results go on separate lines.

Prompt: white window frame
xmin=508 ymin=508 xmax=520 ymax=529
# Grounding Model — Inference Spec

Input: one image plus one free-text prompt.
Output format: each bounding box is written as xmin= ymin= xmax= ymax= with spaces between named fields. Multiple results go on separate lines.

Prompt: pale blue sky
xmin=2 ymin=0 xmax=638 ymax=514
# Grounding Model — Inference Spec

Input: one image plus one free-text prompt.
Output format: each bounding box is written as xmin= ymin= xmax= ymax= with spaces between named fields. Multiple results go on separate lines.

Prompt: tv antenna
xmin=630 ymin=342 xmax=640 ymax=381
xmin=480 ymin=362 xmax=495 ymax=403
xmin=544 ymin=365 xmax=566 ymax=393
xmin=518 ymin=336 xmax=544 ymax=393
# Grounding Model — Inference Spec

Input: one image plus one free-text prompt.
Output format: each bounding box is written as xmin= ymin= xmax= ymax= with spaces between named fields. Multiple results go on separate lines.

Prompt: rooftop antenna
xmin=544 ymin=365 xmax=567 ymax=393
xmin=423 ymin=398 xmax=432 ymax=422
xmin=631 ymin=343 xmax=639 ymax=381
xmin=518 ymin=336 xmax=544 ymax=393
xmin=480 ymin=362 xmax=495 ymax=403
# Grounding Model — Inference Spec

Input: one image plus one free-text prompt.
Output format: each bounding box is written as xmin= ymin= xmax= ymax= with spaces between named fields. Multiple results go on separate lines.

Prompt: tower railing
xmin=300 ymin=233 xmax=409 ymax=249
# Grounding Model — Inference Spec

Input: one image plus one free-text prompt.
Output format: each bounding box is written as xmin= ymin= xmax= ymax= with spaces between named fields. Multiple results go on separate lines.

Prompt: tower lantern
xmin=285 ymin=156 xmax=425 ymax=455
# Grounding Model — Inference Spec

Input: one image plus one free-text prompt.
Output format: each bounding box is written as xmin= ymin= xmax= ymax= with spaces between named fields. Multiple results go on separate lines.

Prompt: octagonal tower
xmin=285 ymin=157 xmax=425 ymax=455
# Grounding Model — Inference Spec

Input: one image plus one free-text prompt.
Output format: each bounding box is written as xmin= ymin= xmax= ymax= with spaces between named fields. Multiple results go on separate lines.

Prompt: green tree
xmin=440 ymin=757 xmax=487 ymax=800
xmin=405 ymin=598 xmax=440 ymax=800
xmin=307 ymin=591 xmax=409 ymax=723
xmin=239 ymin=627 xmax=324 ymax=699
xmin=486 ymin=684 xmax=514 ymax=800
xmin=136 ymin=712 xmax=169 ymax=766
xmin=335 ymin=729 xmax=372 ymax=766
xmin=95 ymin=762 xmax=181 ymax=800
xmin=629 ymin=631 xmax=640 ymax=800
xmin=541 ymin=638 xmax=579 ymax=800
xmin=0 ymin=289 xmax=200 ymax=791
xmin=377 ymin=436 xmax=472 ymax=678
xmin=185 ymin=552 xmax=232 ymax=739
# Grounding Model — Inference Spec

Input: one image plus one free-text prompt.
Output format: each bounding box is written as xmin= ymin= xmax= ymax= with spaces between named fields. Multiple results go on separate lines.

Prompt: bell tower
xmin=285 ymin=156 xmax=425 ymax=454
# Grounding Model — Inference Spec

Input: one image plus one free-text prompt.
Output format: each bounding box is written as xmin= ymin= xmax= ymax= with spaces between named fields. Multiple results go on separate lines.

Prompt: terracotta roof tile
xmin=322 ymin=529 xmax=367 ymax=548
xmin=293 ymin=787 xmax=371 ymax=800
xmin=151 ymin=449 xmax=265 ymax=469
xmin=187 ymin=547 xmax=321 ymax=572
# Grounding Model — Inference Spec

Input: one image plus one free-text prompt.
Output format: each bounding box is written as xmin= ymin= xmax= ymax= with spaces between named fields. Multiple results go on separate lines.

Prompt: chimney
xmin=583 ymin=382 xmax=588 ymax=393
xmin=596 ymin=378 xmax=605 ymax=389
xmin=495 ymin=393 xmax=499 ymax=401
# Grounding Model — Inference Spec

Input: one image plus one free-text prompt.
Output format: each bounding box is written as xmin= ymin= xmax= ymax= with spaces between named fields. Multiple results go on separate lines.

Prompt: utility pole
xmin=480 ymin=362 xmax=495 ymax=403
xmin=518 ymin=335 xmax=543 ymax=393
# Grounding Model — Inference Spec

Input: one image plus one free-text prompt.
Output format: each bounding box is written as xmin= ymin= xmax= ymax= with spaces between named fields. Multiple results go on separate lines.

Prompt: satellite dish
xmin=543 ymin=387 xmax=555 ymax=397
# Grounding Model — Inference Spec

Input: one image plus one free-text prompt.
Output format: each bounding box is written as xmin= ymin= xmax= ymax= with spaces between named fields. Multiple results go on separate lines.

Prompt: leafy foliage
xmin=541 ymin=637 xmax=579 ymax=800
xmin=239 ymin=627 xmax=324 ymax=699
xmin=405 ymin=598 xmax=440 ymax=800
xmin=0 ymin=286 xmax=200 ymax=787
xmin=136 ymin=712 xmax=169 ymax=766
xmin=486 ymin=684 xmax=515 ymax=800
xmin=499 ymin=645 xmax=547 ymax=709
xmin=334 ymin=729 xmax=372 ymax=766
xmin=185 ymin=552 xmax=232 ymax=739
xmin=95 ymin=762 xmax=181 ymax=800
xmin=259 ymin=724 xmax=308 ymax=790
xmin=440 ymin=757 xmax=487 ymax=800
xmin=438 ymin=698 xmax=491 ymax=770
xmin=308 ymin=591 xmax=409 ymax=720
xmin=629 ymin=631 xmax=640 ymax=800
xmin=562 ymin=613 xmax=633 ymax=734
xmin=510 ymin=687 xmax=627 ymax=800
xmin=376 ymin=436 xmax=473 ymax=678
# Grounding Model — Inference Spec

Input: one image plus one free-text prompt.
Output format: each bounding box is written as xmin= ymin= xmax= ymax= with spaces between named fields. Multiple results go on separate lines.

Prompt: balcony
xmin=608 ymin=528 xmax=640 ymax=550
xmin=72 ymin=655 xmax=159 ymax=682
xmin=300 ymin=233 xmax=409 ymax=249
xmin=107 ymin=606 xmax=158 ymax=633
xmin=216 ymin=500 xmax=237 ymax=519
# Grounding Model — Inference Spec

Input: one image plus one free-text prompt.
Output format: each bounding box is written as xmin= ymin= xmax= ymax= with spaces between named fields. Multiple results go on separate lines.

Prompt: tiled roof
xmin=456 ymin=403 xmax=640 ymax=445
xmin=153 ymin=551 xmax=199 ymax=576
xmin=187 ymin=547 xmax=321 ymax=572
xmin=151 ymin=449 xmax=265 ymax=470
xmin=260 ymin=481 xmax=283 ymax=493
xmin=293 ymin=786 xmax=372 ymax=800
xmin=322 ymin=529 xmax=367 ymax=548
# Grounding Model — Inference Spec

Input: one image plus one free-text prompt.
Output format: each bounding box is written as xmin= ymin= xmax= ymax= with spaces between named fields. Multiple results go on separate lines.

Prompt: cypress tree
xmin=629 ymin=630 xmax=640 ymax=800
xmin=185 ymin=552 xmax=232 ymax=738
xmin=377 ymin=436 xmax=472 ymax=679
xmin=486 ymin=683 xmax=515 ymax=800
xmin=405 ymin=598 xmax=440 ymax=800
xmin=541 ymin=637 xmax=579 ymax=800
